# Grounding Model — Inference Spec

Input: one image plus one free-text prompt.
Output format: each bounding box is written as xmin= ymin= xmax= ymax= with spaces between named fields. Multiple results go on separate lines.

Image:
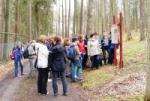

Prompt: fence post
xmin=119 ymin=13 xmax=124 ymax=68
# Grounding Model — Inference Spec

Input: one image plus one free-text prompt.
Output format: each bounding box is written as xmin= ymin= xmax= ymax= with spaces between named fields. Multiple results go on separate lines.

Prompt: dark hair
xmin=90 ymin=34 xmax=94 ymax=38
xmin=72 ymin=37 xmax=77 ymax=42
xmin=54 ymin=36 xmax=62 ymax=44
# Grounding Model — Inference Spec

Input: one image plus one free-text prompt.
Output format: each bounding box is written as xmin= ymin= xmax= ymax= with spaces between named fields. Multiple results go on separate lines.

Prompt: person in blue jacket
xmin=14 ymin=46 xmax=23 ymax=77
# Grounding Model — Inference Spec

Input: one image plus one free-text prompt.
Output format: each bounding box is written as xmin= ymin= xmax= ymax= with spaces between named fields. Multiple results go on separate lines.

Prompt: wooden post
xmin=119 ymin=13 xmax=123 ymax=68
xmin=113 ymin=16 xmax=117 ymax=66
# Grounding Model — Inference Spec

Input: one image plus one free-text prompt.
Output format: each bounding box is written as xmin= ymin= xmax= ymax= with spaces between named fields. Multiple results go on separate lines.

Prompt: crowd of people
xmin=10 ymin=32 xmax=116 ymax=96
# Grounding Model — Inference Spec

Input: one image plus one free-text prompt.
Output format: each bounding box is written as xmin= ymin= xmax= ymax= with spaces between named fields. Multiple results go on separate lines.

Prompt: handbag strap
xmin=36 ymin=48 xmax=39 ymax=60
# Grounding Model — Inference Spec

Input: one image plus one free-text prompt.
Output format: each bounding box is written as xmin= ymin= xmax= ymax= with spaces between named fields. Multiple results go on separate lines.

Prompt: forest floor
xmin=0 ymin=32 xmax=147 ymax=101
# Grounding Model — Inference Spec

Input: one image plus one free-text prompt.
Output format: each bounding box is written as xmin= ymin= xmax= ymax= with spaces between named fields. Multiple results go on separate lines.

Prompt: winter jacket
xmin=51 ymin=44 xmax=66 ymax=72
xmin=14 ymin=47 xmax=22 ymax=62
xmin=35 ymin=43 xmax=49 ymax=68
xmin=87 ymin=39 xmax=102 ymax=56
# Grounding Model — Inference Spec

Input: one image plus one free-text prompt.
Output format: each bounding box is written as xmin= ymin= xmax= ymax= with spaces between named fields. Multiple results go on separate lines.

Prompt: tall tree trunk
xmin=64 ymin=0 xmax=67 ymax=37
xmin=123 ymin=0 xmax=132 ymax=41
xmin=73 ymin=0 xmax=77 ymax=34
xmin=35 ymin=3 xmax=39 ymax=38
xmin=28 ymin=0 xmax=32 ymax=40
xmin=79 ymin=0 xmax=83 ymax=34
xmin=86 ymin=0 xmax=94 ymax=36
xmin=140 ymin=0 xmax=145 ymax=41
xmin=62 ymin=0 xmax=64 ymax=37
xmin=68 ymin=0 xmax=71 ymax=37
xmin=0 ymin=0 xmax=3 ymax=32
xmin=145 ymin=0 xmax=150 ymax=100
xmin=15 ymin=0 xmax=19 ymax=42
xmin=58 ymin=1 xmax=61 ymax=34
xmin=3 ymin=0 xmax=10 ymax=59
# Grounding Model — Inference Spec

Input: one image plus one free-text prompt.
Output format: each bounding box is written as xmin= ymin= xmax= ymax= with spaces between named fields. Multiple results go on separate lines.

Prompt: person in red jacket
xmin=77 ymin=35 xmax=86 ymax=70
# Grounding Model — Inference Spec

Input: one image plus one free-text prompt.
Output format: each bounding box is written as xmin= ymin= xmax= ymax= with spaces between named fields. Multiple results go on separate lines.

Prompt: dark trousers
xmin=90 ymin=55 xmax=100 ymax=69
xmin=82 ymin=54 xmax=88 ymax=69
xmin=37 ymin=68 xmax=48 ymax=94
xmin=20 ymin=61 xmax=23 ymax=74
xmin=52 ymin=71 xmax=67 ymax=94
xmin=102 ymin=46 xmax=109 ymax=64
xmin=108 ymin=48 xmax=114 ymax=64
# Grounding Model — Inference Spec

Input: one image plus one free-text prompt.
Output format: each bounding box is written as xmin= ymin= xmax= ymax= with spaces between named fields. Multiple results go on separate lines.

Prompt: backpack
xmin=10 ymin=50 xmax=15 ymax=60
xmin=23 ymin=47 xmax=29 ymax=59
xmin=66 ymin=45 xmax=76 ymax=61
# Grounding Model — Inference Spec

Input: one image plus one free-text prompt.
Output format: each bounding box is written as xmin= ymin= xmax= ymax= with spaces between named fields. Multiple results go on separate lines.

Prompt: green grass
xmin=81 ymin=66 xmax=115 ymax=89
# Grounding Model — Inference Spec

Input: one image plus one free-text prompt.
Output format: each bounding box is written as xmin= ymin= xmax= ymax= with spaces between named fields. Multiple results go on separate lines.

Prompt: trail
xmin=0 ymin=62 xmax=29 ymax=101
xmin=0 ymin=62 xmax=88 ymax=101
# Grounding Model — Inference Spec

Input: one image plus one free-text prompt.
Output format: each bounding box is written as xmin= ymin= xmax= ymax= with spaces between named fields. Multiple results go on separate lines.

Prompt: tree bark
xmin=14 ymin=0 xmax=19 ymax=42
xmin=86 ymin=0 xmax=94 ymax=36
xmin=79 ymin=0 xmax=83 ymax=35
xmin=28 ymin=0 xmax=32 ymax=40
xmin=140 ymin=0 xmax=145 ymax=41
xmin=145 ymin=0 xmax=150 ymax=100
xmin=3 ymin=0 xmax=10 ymax=59
xmin=62 ymin=0 xmax=64 ymax=37
xmin=68 ymin=0 xmax=71 ymax=37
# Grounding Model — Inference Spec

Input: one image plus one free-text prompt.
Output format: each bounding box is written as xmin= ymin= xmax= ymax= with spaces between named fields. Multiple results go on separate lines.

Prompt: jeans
xmin=52 ymin=71 xmax=67 ymax=94
xmin=29 ymin=58 xmax=35 ymax=77
xmin=14 ymin=60 xmax=23 ymax=77
xmin=102 ymin=46 xmax=109 ymax=64
xmin=70 ymin=63 xmax=77 ymax=81
xmin=74 ymin=59 xmax=82 ymax=79
xmin=37 ymin=68 xmax=48 ymax=94
xmin=79 ymin=54 xmax=84 ymax=72
xmin=90 ymin=55 xmax=100 ymax=69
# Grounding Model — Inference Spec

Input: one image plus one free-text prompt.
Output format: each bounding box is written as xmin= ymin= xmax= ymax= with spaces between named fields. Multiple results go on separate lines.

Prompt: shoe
xmin=41 ymin=91 xmax=49 ymax=96
xmin=21 ymin=73 xmax=24 ymax=75
xmin=54 ymin=93 xmax=58 ymax=96
xmin=63 ymin=93 xmax=67 ymax=96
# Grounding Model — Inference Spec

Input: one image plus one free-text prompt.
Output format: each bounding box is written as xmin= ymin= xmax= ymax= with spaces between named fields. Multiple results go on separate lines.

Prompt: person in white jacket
xmin=87 ymin=33 xmax=102 ymax=69
xmin=35 ymin=35 xmax=49 ymax=95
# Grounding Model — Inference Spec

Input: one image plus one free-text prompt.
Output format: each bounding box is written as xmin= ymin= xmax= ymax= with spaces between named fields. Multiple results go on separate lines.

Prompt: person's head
xmin=90 ymin=32 xmax=99 ymax=40
xmin=78 ymin=35 xmax=84 ymax=42
xmin=63 ymin=38 xmax=71 ymax=46
xmin=53 ymin=36 xmax=62 ymax=45
xmin=38 ymin=35 xmax=47 ymax=44
xmin=30 ymin=40 xmax=36 ymax=44
xmin=72 ymin=37 xmax=78 ymax=43
xmin=47 ymin=36 xmax=54 ymax=44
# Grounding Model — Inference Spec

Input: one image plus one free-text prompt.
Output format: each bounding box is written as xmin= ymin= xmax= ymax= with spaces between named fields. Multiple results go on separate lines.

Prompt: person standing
xmin=51 ymin=36 xmax=68 ymax=96
xmin=87 ymin=33 xmax=102 ymax=69
xmin=14 ymin=45 xmax=23 ymax=77
xmin=36 ymin=35 xmax=49 ymax=95
xmin=101 ymin=32 xmax=110 ymax=65
xmin=77 ymin=35 xmax=86 ymax=71
xmin=28 ymin=40 xmax=36 ymax=78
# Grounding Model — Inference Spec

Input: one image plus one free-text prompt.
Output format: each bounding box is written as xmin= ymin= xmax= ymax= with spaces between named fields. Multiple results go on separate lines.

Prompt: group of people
xmin=10 ymin=31 xmax=116 ymax=97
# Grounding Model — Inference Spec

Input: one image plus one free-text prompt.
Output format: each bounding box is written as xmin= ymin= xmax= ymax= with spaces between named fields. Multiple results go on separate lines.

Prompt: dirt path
xmin=0 ymin=62 xmax=88 ymax=101
xmin=17 ymin=71 xmax=88 ymax=101
xmin=0 ymin=61 xmax=146 ymax=101
xmin=0 ymin=62 xmax=29 ymax=101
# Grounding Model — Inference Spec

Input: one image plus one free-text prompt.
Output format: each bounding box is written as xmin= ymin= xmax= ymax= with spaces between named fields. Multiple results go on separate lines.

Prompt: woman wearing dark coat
xmin=50 ymin=36 xmax=68 ymax=96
